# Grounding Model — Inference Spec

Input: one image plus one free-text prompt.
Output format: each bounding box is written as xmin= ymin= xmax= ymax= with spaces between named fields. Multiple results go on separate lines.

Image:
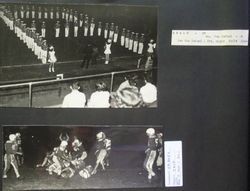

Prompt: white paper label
xmin=165 ymin=141 xmax=183 ymax=187
xmin=171 ymin=30 xmax=249 ymax=46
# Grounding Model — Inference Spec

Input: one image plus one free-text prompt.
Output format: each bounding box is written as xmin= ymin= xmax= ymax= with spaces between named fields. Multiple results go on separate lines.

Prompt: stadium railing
xmin=0 ymin=68 xmax=156 ymax=107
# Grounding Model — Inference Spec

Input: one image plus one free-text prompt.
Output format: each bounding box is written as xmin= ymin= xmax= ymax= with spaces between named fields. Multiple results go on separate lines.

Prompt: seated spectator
xmin=88 ymin=82 xmax=110 ymax=108
xmin=110 ymin=75 xmax=143 ymax=108
xmin=140 ymin=76 xmax=157 ymax=107
xmin=62 ymin=82 xmax=86 ymax=108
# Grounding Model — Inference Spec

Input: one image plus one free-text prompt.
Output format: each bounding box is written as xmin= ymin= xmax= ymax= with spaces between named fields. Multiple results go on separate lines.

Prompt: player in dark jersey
xmin=156 ymin=133 xmax=163 ymax=170
xmin=3 ymin=134 xmax=22 ymax=178
xmin=144 ymin=128 xmax=158 ymax=180
xmin=36 ymin=151 xmax=55 ymax=168
xmin=15 ymin=133 xmax=24 ymax=166
xmin=71 ymin=137 xmax=87 ymax=169
xmin=47 ymin=140 xmax=70 ymax=176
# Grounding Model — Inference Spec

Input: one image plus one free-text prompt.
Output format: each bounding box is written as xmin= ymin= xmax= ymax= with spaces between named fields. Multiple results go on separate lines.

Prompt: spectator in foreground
xmin=140 ymin=76 xmax=157 ymax=107
xmin=88 ymin=82 xmax=110 ymax=108
xmin=110 ymin=75 xmax=143 ymax=108
xmin=62 ymin=82 xmax=86 ymax=108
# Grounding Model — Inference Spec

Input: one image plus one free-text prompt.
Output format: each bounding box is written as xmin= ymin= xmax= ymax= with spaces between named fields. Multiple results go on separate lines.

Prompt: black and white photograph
xmin=0 ymin=3 xmax=158 ymax=108
xmin=2 ymin=125 xmax=163 ymax=190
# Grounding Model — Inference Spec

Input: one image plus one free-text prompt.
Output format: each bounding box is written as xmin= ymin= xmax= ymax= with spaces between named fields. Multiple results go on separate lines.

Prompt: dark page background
xmin=0 ymin=0 xmax=248 ymax=191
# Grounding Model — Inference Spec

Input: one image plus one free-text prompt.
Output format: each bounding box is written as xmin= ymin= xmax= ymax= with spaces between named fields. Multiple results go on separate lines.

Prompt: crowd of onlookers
xmin=62 ymin=74 xmax=157 ymax=108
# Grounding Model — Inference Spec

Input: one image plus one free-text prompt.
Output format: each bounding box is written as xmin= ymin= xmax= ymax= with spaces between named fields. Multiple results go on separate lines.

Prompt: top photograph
xmin=0 ymin=3 xmax=158 ymax=108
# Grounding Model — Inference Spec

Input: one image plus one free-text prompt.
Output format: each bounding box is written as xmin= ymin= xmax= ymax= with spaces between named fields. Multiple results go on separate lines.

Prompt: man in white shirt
xmin=140 ymin=76 xmax=157 ymax=107
xmin=62 ymin=82 xmax=86 ymax=108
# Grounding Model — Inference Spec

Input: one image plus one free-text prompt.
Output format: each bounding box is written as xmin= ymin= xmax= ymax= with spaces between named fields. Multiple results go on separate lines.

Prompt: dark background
xmin=0 ymin=0 xmax=248 ymax=191
xmin=2 ymin=125 xmax=162 ymax=169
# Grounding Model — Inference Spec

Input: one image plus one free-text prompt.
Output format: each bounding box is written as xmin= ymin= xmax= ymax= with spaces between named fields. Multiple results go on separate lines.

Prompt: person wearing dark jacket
xmin=81 ymin=44 xmax=93 ymax=69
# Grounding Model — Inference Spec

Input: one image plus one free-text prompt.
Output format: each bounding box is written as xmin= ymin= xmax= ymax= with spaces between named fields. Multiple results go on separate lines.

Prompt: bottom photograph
xmin=2 ymin=125 xmax=163 ymax=190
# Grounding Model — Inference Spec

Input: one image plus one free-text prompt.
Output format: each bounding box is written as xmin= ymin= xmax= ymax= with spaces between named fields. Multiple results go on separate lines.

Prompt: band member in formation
xmin=41 ymin=21 xmax=46 ymax=38
xmin=55 ymin=21 xmax=60 ymax=38
xmin=31 ymin=31 xmax=36 ymax=52
xmin=121 ymin=28 xmax=126 ymax=46
xmin=62 ymin=8 xmax=66 ymax=20
xmin=44 ymin=7 xmax=48 ymax=19
xmin=31 ymin=5 xmax=35 ymax=19
xmin=41 ymin=40 xmax=48 ymax=64
xmin=65 ymin=20 xmax=70 ymax=37
xmin=37 ymin=36 xmax=43 ymax=59
xmin=109 ymin=23 xmax=114 ymax=40
xmin=25 ymin=5 xmax=30 ymax=18
xmin=20 ymin=5 xmax=24 ymax=19
xmin=125 ymin=29 xmax=130 ymax=49
xmin=133 ymin=33 xmax=139 ymax=53
xmin=65 ymin=9 xmax=69 ymax=21
xmin=69 ymin=9 xmax=73 ymax=22
xmin=104 ymin=23 xmax=109 ymax=39
xmin=138 ymin=33 xmax=145 ymax=54
xmin=50 ymin=7 xmax=54 ymax=19
xmin=38 ymin=6 xmax=42 ymax=19
xmin=56 ymin=7 xmax=60 ymax=19
xmin=74 ymin=20 xmax=78 ymax=37
xmin=79 ymin=13 xmax=84 ymax=27
xmin=129 ymin=32 xmax=134 ymax=50
xmin=90 ymin=18 xmax=95 ymax=36
xmin=104 ymin=39 xmax=112 ymax=64
xmin=84 ymin=19 xmax=89 ymax=37
xmin=113 ymin=26 xmax=119 ymax=43
xmin=48 ymin=45 xmax=57 ymax=72
xmin=34 ymin=33 xmax=39 ymax=57
xmin=3 ymin=134 xmax=21 ymax=179
xmin=144 ymin=128 xmax=157 ymax=181
xmin=97 ymin=22 xmax=102 ymax=36
xmin=74 ymin=11 xmax=78 ymax=22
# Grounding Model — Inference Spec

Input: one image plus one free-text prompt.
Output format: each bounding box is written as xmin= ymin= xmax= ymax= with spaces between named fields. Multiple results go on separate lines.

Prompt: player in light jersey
xmin=144 ymin=128 xmax=158 ymax=181
xmin=91 ymin=132 xmax=108 ymax=174
xmin=3 ymin=134 xmax=21 ymax=179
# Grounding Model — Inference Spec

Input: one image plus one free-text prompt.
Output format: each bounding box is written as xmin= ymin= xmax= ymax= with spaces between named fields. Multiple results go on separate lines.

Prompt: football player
xmin=47 ymin=141 xmax=70 ymax=176
xmin=36 ymin=151 xmax=55 ymax=168
xmin=143 ymin=128 xmax=157 ymax=180
xmin=91 ymin=132 xmax=108 ymax=174
xmin=15 ymin=133 xmax=24 ymax=166
xmin=156 ymin=133 xmax=163 ymax=170
xmin=71 ymin=137 xmax=87 ymax=170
